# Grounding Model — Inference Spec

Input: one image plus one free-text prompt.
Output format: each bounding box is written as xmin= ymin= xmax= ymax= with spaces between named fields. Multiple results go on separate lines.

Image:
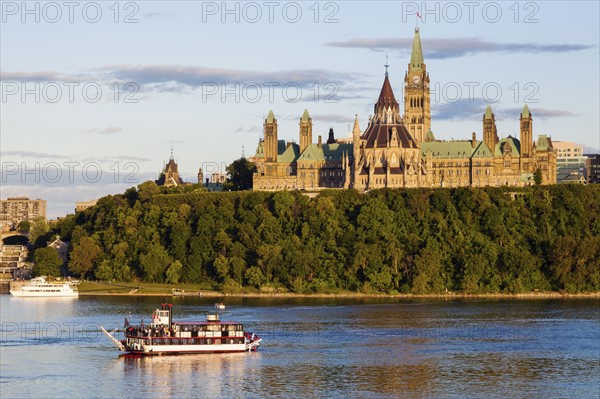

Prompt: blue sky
xmin=1 ymin=1 xmax=599 ymax=218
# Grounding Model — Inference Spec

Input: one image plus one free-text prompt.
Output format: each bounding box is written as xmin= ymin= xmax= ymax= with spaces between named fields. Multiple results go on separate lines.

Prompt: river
xmin=1 ymin=295 xmax=598 ymax=398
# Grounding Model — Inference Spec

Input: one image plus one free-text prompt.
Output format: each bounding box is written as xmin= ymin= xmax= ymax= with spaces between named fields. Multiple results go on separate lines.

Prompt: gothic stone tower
xmin=520 ymin=105 xmax=534 ymax=172
xmin=299 ymin=109 xmax=312 ymax=153
xmin=404 ymin=27 xmax=431 ymax=144
xmin=264 ymin=110 xmax=278 ymax=162
xmin=483 ymin=105 xmax=499 ymax=152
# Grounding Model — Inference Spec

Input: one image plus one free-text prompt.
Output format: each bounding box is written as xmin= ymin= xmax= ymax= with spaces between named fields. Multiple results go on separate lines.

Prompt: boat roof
xmin=172 ymin=321 xmax=242 ymax=325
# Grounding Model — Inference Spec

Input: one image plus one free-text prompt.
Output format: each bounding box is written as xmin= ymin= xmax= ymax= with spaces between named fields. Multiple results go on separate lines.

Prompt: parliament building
xmin=251 ymin=28 xmax=557 ymax=191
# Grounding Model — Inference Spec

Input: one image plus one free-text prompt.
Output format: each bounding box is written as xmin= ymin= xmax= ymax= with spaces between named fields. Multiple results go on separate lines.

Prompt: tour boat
xmin=10 ymin=277 xmax=79 ymax=297
xmin=100 ymin=304 xmax=262 ymax=355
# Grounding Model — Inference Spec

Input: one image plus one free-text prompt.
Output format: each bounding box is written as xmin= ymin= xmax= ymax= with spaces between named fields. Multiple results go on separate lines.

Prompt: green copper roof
xmin=298 ymin=144 xmax=325 ymax=162
xmin=425 ymin=129 xmax=436 ymax=141
xmin=421 ymin=141 xmax=492 ymax=159
xmin=484 ymin=105 xmax=493 ymax=119
xmin=301 ymin=109 xmax=310 ymax=122
xmin=410 ymin=28 xmax=424 ymax=70
xmin=521 ymin=105 xmax=530 ymax=118
xmin=495 ymin=137 xmax=521 ymax=157
xmin=253 ymin=141 xmax=264 ymax=158
xmin=536 ymin=134 xmax=551 ymax=150
xmin=267 ymin=110 xmax=275 ymax=123
xmin=253 ymin=139 xmax=287 ymax=159
xmin=278 ymin=143 xmax=300 ymax=163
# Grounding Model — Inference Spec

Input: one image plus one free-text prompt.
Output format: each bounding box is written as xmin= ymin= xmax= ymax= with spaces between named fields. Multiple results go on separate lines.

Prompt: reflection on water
xmin=118 ymin=353 xmax=253 ymax=398
xmin=1 ymin=296 xmax=599 ymax=398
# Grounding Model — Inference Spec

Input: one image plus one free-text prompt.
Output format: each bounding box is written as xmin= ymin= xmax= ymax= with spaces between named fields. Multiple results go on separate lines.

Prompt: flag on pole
xmin=416 ymin=12 xmax=422 ymax=19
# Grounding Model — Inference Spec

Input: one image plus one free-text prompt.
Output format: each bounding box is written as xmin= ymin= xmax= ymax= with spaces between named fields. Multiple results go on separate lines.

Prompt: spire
xmin=301 ymin=109 xmax=310 ymax=122
xmin=384 ymin=52 xmax=389 ymax=76
xmin=374 ymin=74 xmax=399 ymax=115
xmin=266 ymin=110 xmax=275 ymax=123
xmin=352 ymin=114 xmax=361 ymax=135
xmin=327 ymin=127 xmax=336 ymax=144
xmin=484 ymin=105 xmax=493 ymax=119
xmin=410 ymin=28 xmax=424 ymax=70
xmin=170 ymin=146 xmax=174 ymax=160
xmin=521 ymin=104 xmax=530 ymax=118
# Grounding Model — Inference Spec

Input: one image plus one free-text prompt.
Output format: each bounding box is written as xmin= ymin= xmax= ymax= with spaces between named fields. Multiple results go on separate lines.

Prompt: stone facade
xmin=251 ymin=28 xmax=557 ymax=191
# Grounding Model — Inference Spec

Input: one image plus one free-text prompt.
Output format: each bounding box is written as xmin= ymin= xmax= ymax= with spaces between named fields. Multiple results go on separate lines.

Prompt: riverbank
xmin=77 ymin=282 xmax=600 ymax=299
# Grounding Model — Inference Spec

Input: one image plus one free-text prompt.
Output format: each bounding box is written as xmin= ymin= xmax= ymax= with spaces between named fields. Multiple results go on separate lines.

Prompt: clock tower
xmin=404 ymin=28 xmax=431 ymax=144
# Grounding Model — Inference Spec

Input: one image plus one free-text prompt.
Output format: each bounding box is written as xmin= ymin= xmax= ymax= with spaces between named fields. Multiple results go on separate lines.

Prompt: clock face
xmin=412 ymin=75 xmax=420 ymax=84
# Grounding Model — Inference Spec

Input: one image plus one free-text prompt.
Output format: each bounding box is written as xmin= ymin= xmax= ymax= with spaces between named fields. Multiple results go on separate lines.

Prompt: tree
xmin=139 ymin=243 xmax=171 ymax=283
xmin=224 ymin=157 xmax=256 ymax=191
xmin=68 ymin=236 xmax=101 ymax=279
xmin=17 ymin=220 xmax=31 ymax=233
xmin=33 ymin=247 xmax=63 ymax=277
xmin=29 ymin=217 xmax=49 ymax=246
xmin=534 ymin=167 xmax=543 ymax=185
xmin=165 ymin=260 xmax=183 ymax=284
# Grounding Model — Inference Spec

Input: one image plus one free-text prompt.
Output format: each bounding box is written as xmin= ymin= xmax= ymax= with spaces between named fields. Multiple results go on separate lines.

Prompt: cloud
xmin=103 ymin=64 xmax=365 ymax=90
xmin=326 ymin=37 xmax=595 ymax=59
xmin=0 ymin=70 xmax=93 ymax=82
xmin=235 ymin=126 xmax=261 ymax=134
xmin=0 ymin=150 xmax=70 ymax=159
xmin=498 ymin=108 xmax=578 ymax=120
xmin=432 ymin=98 xmax=490 ymax=121
xmin=96 ymin=126 xmax=123 ymax=134
xmin=81 ymin=155 xmax=154 ymax=163
xmin=433 ymin=100 xmax=579 ymax=122
xmin=2 ymin=66 xmax=367 ymax=97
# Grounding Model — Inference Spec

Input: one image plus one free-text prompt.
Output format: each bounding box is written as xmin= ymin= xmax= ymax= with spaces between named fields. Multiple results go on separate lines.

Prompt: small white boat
xmin=10 ymin=277 xmax=79 ymax=297
xmin=215 ymin=302 xmax=225 ymax=310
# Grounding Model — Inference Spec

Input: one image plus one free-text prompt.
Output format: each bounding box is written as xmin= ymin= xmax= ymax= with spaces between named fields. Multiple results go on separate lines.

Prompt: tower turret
xmin=520 ymin=105 xmax=533 ymax=159
xmin=404 ymin=27 xmax=430 ymax=144
xmin=483 ymin=105 xmax=499 ymax=152
xmin=264 ymin=110 xmax=278 ymax=162
xmin=299 ymin=109 xmax=312 ymax=153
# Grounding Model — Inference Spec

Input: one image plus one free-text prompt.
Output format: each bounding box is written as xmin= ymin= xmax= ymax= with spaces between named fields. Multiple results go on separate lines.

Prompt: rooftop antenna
xmin=242 ymin=144 xmax=245 ymax=158
xmin=170 ymin=145 xmax=174 ymax=160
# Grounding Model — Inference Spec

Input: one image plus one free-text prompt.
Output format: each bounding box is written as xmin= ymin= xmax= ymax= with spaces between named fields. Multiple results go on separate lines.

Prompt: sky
xmin=1 ymin=0 xmax=599 ymax=218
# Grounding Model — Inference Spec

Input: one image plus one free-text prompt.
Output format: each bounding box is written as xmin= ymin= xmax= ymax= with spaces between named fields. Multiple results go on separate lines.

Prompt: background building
xmin=585 ymin=154 xmax=600 ymax=184
xmin=0 ymin=197 xmax=46 ymax=231
xmin=554 ymin=141 xmax=587 ymax=183
xmin=75 ymin=200 xmax=98 ymax=213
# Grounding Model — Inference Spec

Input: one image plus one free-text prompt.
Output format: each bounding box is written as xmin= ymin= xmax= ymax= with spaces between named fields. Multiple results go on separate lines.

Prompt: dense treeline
xmin=43 ymin=183 xmax=600 ymax=294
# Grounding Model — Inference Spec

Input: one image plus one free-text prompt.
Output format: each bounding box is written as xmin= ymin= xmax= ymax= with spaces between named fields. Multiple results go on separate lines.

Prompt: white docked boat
xmin=10 ymin=277 xmax=79 ymax=297
xmin=100 ymin=303 xmax=262 ymax=355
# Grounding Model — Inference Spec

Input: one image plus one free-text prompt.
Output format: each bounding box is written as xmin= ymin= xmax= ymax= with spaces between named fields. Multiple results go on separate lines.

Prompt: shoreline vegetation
xmin=34 ymin=184 xmax=600 ymax=296
xmin=78 ymin=282 xmax=600 ymax=299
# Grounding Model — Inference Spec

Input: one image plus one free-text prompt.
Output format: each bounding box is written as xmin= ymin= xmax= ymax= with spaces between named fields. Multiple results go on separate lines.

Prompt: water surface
xmin=1 ymin=296 xmax=598 ymax=398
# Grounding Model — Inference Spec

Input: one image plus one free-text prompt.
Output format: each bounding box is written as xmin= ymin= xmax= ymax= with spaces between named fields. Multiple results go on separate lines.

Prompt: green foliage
xmin=29 ymin=217 xmax=49 ymax=246
xmin=17 ymin=220 xmax=31 ymax=233
xmin=165 ymin=260 xmax=183 ymax=284
xmin=68 ymin=236 xmax=101 ymax=279
xmin=33 ymin=247 xmax=63 ymax=277
xmin=224 ymin=157 xmax=256 ymax=191
xmin=45 ymin=184 xmax=600 ymax=293
xmin=534 ymin=167 xmax=543 ymax=185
